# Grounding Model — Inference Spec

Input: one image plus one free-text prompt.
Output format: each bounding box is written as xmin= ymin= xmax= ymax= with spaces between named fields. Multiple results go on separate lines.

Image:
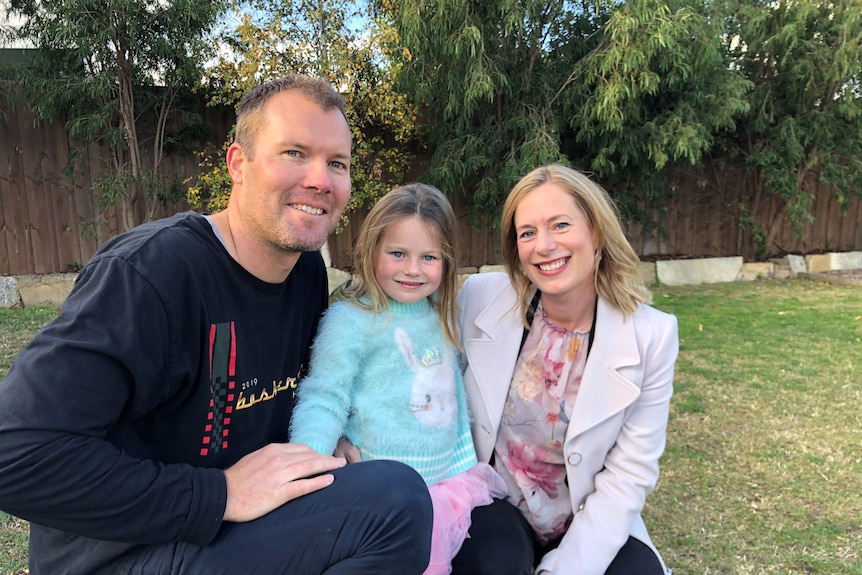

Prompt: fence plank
xmin=10 ymin=104 xmax=35 ymax=274
xmin=0 ymin=97 xmax=17 ymax=276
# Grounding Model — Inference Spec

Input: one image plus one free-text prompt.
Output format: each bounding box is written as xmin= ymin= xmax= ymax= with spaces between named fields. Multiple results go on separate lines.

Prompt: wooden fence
xmin=2 ymin=95 xmax=861 ymax=275
xmin=0 ymin=92 xmax=234 ymax=275
xmin=328 ymin=162 xmax=862 ymax=270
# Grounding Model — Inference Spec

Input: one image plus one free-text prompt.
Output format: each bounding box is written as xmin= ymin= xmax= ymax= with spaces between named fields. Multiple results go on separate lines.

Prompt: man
xmin=0 ymin=75 xmax=432 ymax=574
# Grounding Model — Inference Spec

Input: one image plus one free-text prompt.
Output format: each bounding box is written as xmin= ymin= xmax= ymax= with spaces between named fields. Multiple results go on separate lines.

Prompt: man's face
xmin=230 ymin=90 xmax=352 ymax=255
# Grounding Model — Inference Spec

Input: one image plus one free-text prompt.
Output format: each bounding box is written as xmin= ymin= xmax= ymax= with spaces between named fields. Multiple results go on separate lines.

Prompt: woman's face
xmin=514 ymin=182 xmax=598 ymax=299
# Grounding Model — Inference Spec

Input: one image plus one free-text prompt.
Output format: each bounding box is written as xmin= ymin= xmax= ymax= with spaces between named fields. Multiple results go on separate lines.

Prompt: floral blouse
xmin=493 ymin=304 xmax=591 ymax=544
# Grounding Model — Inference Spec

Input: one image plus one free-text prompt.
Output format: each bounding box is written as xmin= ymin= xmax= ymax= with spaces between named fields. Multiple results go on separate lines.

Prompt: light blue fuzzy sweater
xmin=289 ymin=298 xmax=477 ymax=485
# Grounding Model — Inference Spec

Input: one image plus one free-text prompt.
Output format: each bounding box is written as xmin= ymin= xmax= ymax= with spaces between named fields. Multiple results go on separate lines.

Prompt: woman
xmin=453 ymin=164 xmax=678 ymax=575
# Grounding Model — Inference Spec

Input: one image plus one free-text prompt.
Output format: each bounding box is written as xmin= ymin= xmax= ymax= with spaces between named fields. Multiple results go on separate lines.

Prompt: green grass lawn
xmin=646 ymin=279 xmax=862 ymax=574
xmin=0 ymin=306 xmax=58 ymax=574
xmin=1 ymin=279 xmax=860 ymax=573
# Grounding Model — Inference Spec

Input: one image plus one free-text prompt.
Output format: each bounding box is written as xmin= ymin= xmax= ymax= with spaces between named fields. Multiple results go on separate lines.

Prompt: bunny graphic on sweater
xmin=395 ymin=327 xmax=456 ymax=428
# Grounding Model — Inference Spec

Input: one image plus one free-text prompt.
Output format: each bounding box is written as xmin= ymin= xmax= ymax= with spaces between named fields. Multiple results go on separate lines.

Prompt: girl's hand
xmin=334 ymin=437 xmax=362 ymax=463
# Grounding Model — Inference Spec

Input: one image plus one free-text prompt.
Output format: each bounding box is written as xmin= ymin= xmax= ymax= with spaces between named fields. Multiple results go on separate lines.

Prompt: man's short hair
xmin=234 ymin=75 xmax=348 ymax=158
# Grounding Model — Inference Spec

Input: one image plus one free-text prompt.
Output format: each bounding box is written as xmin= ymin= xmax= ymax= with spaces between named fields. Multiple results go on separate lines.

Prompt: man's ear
xmin=226 ymin=142 xmax=245 ymax=184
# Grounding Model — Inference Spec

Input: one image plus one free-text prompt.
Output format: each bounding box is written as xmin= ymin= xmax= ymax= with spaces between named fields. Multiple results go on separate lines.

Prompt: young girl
xmin=290 ymin=183 xmax=506 ymax=575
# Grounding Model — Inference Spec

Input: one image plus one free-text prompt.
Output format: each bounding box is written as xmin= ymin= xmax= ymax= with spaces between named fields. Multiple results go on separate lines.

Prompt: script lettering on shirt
xmin=236 ymin=374 xmax=299 ymax=410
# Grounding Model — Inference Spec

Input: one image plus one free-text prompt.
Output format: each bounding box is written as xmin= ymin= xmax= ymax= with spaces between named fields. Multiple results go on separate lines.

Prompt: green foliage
xmin=568 ymin=0 xmax=750 ymax=203
xmin=722 ymin=0 xmax=862 ymax=248
xmin=388 ymin=0 xmax=575 ymax=219
xmin=187 ymin=135 xmax=233 ymax=214
xmin=2 ymin=0 xmax=228 ymax=232
xmin=380 ymin=0 xmax=862 ymax=256
xmin=190 ymin=0 xmax=420 ymax=222
xmin=737 ymin=203 xmax=768 ymax=260
xmin=386 ymin=0 xmax=749 ymax=224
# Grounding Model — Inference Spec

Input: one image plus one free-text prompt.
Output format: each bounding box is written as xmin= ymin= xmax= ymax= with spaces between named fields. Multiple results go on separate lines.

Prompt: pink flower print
xmin=535 ymin=513 xmax=573 ymax=545
xmin=542 ymin=339 xmax=566 ymax=389
xmin=513 ymin=360 xmax=545 ymax=401
xmin=544 ymin=359 xmax=565 ymax=389
xmin=505 ymin=440 xmax=565 ymax=499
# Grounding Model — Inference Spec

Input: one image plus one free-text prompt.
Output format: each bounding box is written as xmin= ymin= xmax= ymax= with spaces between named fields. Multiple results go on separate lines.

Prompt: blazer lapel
xmin=462 ymin=280 xmax=523 ymax=439
xmin=566 ymin=296 xmax=641 ymax=438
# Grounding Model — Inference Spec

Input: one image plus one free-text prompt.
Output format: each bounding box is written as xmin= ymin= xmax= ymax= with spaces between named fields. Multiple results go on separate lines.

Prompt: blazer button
xmin=567 ymin=452 xmax=582 ymax=465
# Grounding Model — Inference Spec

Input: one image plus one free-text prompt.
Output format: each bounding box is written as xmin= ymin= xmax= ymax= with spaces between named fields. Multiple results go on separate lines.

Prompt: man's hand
xmin=334 ymin=437 xmax=362 ymax=464
xmin=223 ymin=443 xmax=346 ymax=522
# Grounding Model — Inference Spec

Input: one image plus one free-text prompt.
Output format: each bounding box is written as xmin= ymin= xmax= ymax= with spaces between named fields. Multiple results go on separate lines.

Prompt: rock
xmin=16 ymin=274 xmax=78 ymax=307
xmin=656 ymin=257 xmax=743 ymax=286
xmin=0 ymin=276 xmax=22 ymax=308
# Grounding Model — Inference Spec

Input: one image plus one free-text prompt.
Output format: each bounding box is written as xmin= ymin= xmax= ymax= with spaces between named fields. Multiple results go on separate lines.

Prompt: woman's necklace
xmin=538 ymin=308 xmax=591 ymax=335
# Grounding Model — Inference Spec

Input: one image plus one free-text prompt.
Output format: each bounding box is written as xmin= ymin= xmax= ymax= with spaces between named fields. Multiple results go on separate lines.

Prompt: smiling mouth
xmin=397 ymin=281 xmax=425 ymax=288
xmin=537 ymin=258 xmax=568 ymax=272
xmin=290 ymin=203 xmax=324 ymax=215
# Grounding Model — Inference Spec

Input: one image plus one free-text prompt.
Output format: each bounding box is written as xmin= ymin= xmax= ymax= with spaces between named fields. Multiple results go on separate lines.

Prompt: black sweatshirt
xmin=0 ymin=213 xmax=327 ymax=574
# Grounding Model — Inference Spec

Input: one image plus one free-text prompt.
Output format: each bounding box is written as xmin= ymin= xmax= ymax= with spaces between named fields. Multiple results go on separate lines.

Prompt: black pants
xmin=452 ymin=498 xmax=666 ymax=575
xmin=128 ymin=460 xmax=433 ymax=575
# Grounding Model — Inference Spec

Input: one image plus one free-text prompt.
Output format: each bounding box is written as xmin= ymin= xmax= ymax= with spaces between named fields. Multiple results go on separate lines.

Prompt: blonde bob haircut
xmin=501 ymin=164 xmax=651 ymax=326
xmin=341 ymin=183 xmax=460 ymax=349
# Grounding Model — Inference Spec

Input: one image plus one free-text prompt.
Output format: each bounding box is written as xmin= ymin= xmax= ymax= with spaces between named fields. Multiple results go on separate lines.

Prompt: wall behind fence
xmin=2 ymin=96 xmax=861 ymax=275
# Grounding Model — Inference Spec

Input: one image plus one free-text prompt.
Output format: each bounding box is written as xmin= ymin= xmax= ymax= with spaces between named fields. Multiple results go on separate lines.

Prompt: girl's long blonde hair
xmin=341 ymin=183 xmax=460 ymax=348
xmin=500 ymin=164 xmax=651 ymax=325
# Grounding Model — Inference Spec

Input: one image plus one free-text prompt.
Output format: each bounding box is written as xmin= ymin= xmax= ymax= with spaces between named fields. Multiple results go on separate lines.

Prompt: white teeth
xmin=292 ymin=204 xmax=323 ymax=215
xmin=538 ymin=259 xmax=566 ymax=271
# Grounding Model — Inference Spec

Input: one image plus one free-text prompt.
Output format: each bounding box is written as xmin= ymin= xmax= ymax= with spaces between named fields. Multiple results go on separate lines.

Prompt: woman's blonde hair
xmin=342 ymin=183 xmax=460 ymax=348
xmin=500 ymin=164 xmax=651 ymax=325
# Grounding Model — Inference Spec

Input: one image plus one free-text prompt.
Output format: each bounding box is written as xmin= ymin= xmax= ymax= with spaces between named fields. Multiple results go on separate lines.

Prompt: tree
xmin=563 ymin=0 xmax=749 ymax=219
xmin=188 ymin=0 xmax=420 ymax=225
xmin=2 ymin=0 xmax=227 ymax=234
xmin=720 ymin=0 xmax=862 ymax=256
xmin=383 ymin=0 xmax=749 ymax=225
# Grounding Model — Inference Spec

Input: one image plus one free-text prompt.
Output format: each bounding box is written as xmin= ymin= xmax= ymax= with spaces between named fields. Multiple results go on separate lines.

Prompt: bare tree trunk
xmin=114 ymin=22 xmax=142 ymax=232
xmin=146 ymin=88 xmax=175 ymax=222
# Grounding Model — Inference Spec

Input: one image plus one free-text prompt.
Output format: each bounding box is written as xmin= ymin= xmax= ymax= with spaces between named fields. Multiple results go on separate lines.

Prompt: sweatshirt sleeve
xmin=0 ymin=256 xmax=225 ymax=546
xmin=289 ymin=303 xmax=364 ymax=456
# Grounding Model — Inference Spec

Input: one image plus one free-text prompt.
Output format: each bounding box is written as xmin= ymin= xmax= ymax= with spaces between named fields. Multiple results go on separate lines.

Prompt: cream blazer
xmin=457 ymin=273 xmax=678 ymax=575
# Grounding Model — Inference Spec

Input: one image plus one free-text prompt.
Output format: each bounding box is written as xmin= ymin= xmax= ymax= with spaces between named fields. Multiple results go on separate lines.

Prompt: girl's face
xmin=514 ymin=182 xmax=598 ymax=300
xmin=374 ymin=216 xmax=445 ymax=304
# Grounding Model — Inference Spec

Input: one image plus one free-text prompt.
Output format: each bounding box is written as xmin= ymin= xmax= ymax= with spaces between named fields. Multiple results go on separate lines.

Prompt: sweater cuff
xmin=179 ymin=466 xmax=227 ymax=546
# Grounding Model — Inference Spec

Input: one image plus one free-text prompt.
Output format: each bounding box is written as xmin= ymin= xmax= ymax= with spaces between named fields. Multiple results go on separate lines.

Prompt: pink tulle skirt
xmin=423 ymin=462 xmax=508 ymax=575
